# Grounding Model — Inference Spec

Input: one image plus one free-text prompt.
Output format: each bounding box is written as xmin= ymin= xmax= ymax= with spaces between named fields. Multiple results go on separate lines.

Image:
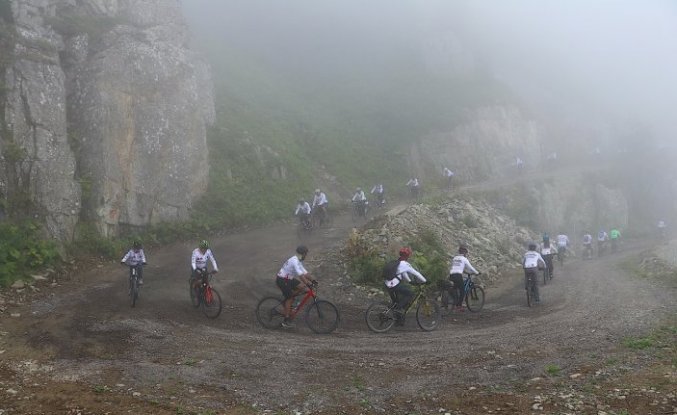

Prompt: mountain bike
xmin=296 ymin=214 xmax=313 ymax=238
xmin=311 ymin=206 xmax=331 ymax=228
xmin=365 ymin=283 xmax=440 ymax=333
xmin=189 ymin=270 xmax=222 ymax=318
xmin=525 ymin=270 xmax=540 ymax=307
xmin=557 ymin=246 xmax=566 ymax=267
xmin=439 ymin=273 xmax=485 ymax=312
xmin=542 ymin=255 xmax=554 ymax=285
xmin=127 ymin=264 xmax=144 ymax=307
xmin=351 ymin=200 xmax=369 ymax=222
xmin=256 ymin=281 xmax=339 ymax=334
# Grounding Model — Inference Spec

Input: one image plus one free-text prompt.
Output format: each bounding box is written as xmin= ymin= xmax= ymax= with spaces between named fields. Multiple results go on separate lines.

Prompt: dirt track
xmin=0 ymin=207 xmax=676 ymax=414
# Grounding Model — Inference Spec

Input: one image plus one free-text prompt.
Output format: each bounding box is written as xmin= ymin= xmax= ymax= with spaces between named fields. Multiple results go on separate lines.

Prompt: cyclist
xmin=294 ymin=198 xmax=312 ymax=227
xmin=276 ymin=245 xmax=316 ymax=328
xmin=523 ymin=242 xmax=546 ymax=303
xmin=657 ymin=220 xmax=667 ymax=240
xmin=448 ymin=245 xmax=480 ymax=312
xmin=609 ymin=228 xmax=622 ymax=252
xmin=582 ymin=233 xmax=593 ymax=259
xmin=539 ymin=235 xmax=556 ymax=277
xmin=443 ymin=167 xmax=454 ymax=189
xmin=556 ymin=233 xmax=569 ymax=261
xmin=371 ymin=183 xmax=385 ymax=208
xmin=384 ymin=247 xmax=427 ymax=325
xmin=191 ymin=240 xmax=218 ymax=290
xmin=597 ymin=230 xmax=609 ymax=255
xmin=121 ymin=240 xmax=147 ymax=285
xmin=351 ymin=187 xmax=368 ymax=216
xmin=406 ymin=178 xmax=420 ymax=199
xmin=516 ymin=157 xmax=524 ymax=174
xmin=312 ymin=189 xmax=329 ymax=225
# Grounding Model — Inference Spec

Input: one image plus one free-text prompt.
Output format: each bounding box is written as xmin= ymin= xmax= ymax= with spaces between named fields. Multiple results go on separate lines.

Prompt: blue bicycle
xmin=439 ymin=273 xmax=485 ymax=312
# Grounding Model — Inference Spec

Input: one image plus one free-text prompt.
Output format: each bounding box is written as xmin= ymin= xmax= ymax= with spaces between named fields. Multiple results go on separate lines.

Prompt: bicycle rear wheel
xmin=416 ymin=297 xmax=441 ymax=331
xmin=305 ymin=300 xmax=340 ymax=334
xmin=256 ymin=297 xmax=285 ymax=329
xmin=201 ymin=287 xmax=222 ymax=319
xmin=465 ymin=286 xmax=485 ymax=312
xmin=543 ymin=269 xmax=548 ymax=285
xmin=365 ymin=302 xmax=395 ymax=333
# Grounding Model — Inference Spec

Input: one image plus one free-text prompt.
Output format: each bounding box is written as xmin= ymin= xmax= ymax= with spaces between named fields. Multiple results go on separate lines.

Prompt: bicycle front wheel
xmin=256 ymin=297 xmax=285 ymax=329
xmin=305 ymin=300 xmax=340 ymax=334
xmin=365 ymin=302 xmax=395 ymax=333
xmin=526 ymin=287 xmax=532 ymax=307
xmin=130 ymin=278 xmax=139 ymax=308
xmin=465 ymin=286 xmax=485 ymax=312
xmin=201 ymin=287 xmax=222 ymax=319
xmin=416 ymin=297 xmax=441 ymax=331
xmin=543 ymin=269 xmax=548 ymax=285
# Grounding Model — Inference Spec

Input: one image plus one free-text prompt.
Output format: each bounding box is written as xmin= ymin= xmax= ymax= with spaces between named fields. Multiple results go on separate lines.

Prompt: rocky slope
xmin=0 ymin=0 xmax=214 ymax=240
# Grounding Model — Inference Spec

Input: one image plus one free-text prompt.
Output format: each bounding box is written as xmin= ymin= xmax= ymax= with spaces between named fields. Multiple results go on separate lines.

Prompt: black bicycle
xmin=351 ymin=200 xmax=369 ymax=222
xmin=365 ymin=283 xmax=440 ymax=333
xmin=525 ymin=270 xmax=539 ymax=307
xmin=439 ymin=273 xmax=485 ymax=312
xmin=128 ymin=264 xmax=143 ymax=307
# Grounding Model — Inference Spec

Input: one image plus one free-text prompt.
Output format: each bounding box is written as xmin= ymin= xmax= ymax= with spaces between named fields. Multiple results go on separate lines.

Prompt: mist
xmin=181 ymin=0 xmax=677 ymax=145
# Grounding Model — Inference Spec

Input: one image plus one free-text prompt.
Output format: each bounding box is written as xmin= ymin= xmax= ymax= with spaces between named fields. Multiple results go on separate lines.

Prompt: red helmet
xmin=398 ymin=247 xmax=412 ymax=259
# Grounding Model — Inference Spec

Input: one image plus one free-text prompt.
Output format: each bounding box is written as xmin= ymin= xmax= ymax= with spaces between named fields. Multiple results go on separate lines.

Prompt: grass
xmin=544 ymin=364 xmax=561 ymax=376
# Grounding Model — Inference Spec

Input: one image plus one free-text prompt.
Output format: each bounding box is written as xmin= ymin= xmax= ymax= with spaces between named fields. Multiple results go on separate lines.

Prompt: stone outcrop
xmin=0 ymin=0 xmax=214 ymax=240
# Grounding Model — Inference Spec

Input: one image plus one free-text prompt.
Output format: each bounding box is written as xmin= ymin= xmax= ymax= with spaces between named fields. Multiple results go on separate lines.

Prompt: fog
xmin=181 ymin=0 xmax=677 ymax=143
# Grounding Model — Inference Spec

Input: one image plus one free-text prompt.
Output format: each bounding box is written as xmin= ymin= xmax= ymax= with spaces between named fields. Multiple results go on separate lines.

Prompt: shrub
xmin=0 ymin=221 xmax=59 ymax=287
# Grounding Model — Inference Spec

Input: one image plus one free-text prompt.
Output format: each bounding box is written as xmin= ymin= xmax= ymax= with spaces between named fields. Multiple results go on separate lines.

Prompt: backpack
xmin=382 ymin=259 xmax=401 ymax=281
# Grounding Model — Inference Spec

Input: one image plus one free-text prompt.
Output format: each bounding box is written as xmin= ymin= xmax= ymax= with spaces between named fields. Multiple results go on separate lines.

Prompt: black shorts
xmin=276 ymin=277 xmax=300 ymax=299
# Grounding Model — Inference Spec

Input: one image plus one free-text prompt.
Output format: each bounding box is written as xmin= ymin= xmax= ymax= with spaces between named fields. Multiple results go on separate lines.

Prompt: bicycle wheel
xmin=305 ymin=300 xmax=340 ymax=334
xmin=130 ymin=277 xmax=139 ymax=308
xmin=189 ymin=280 xmax=200 ymax=308
xmin=526 ymin=286 xmax=532 ymax=307
xmin=201 ymin=287 xmax=222 ymax=319
xmin=440 ymin=289 xmax=451 ymax=309
xmin=415 ymin=297 xmax=440 ymax=331
xmin=543 ymin=269 xmax=548 ymax=285
xmin=365 ymin=301 xmax=395 ymax=333
xmin=465 ymin=286 xmax=485 ymax=312
xmin=256 ymin=297 xmax=285 ymax=329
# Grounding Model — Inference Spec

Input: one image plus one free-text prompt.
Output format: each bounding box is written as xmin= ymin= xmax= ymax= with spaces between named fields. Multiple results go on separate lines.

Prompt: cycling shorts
xmin=276 ymin=277 xmax=300 ymax=299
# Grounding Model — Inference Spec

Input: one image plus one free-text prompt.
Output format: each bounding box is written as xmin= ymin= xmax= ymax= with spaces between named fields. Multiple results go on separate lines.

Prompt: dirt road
xmin=0 ymin=209 xmax=675 ymax=414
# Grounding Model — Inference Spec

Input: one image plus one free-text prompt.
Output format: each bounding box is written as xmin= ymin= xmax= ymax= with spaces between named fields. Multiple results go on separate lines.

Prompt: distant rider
xmin=276 ymin=245 xmax=316 ymax=328
xmin=448 ymin=245 xmax=480 ymax=312
xmin=312 ymin=189 xmax=329 ymax=225
xmin=597 ymin=230 xmax=609 ymax=254
xmin=443 ymin=167 xmax=454 ymax=189
xmin=371 ymin=184 xmax=385 ymax=208
xmin=294 ymin=198 xmax=312 ymax=227
xmin=556 ymin=233 xmax=569 ymax=260
xmin=351 ymin=187 xmax=368 ymax=216
xmin=657 ymin=220 xmax=667 ymax=240
xmin=121 ymin=240 xmax=147 ymax=285
xmin=609 ymin=228 xmax=622 ymax=251
xmin=384 ymin=247 xmax=427 ymax=325
xmin=582 ymin=233 xmax=593 ymax=259
xmin=191 ymin=240 xmax=218 ymax=290
xmin=523 ymin=242 xmax=546 ymax=303
xmin=539 ymin=235 xmax=556 ymax=277
xmin=406 ymin=178 xmax=420 ymax=199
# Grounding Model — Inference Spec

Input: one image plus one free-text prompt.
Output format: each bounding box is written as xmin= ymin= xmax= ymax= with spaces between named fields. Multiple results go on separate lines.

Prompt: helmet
xmin=528 ymin=242 xmax=537 ymax=250
xmin=458 ymin=245 xmax=468 ymax=255
xmin=398 ymin=246 xmax=412 ymax=259
xmin=296 ymin=245 xmax=309 ymax=256
xmin=298 ymin=198 xmax=305 ymax=203
xmin=132 ymin=240 xmax=142 ymax=249
xmin=356 ymin=187 xmax=362 ymax=192
xmin=199 ymin=240 xmax=209 ymax=250
xmin=542 ymin=233 xmax=549 ymax=242
xmin=314 ymin=188 xmax=321 ymax=194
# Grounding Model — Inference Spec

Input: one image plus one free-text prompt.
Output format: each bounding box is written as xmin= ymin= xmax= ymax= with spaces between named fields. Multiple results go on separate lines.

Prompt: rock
xmin=31 ymin=274 xmax=47 ymax=281
xmin=569 ymin=373 xmax=582 ymax=379
xmin=132 ymin=392 xmax=141 ymax=397
xmin=11 ymin=281 xmax=25 ymax=289
xmin=10 ymin=313 xmax=21 ymax=318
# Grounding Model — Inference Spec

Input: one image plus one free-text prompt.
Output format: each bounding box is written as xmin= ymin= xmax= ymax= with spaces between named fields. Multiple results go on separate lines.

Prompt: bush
xmin=0 ymin=221 xmax=59 ymax=287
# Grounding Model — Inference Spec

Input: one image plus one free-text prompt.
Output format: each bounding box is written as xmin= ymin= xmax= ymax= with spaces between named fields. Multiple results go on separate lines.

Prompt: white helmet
xmin=314 ymin=188 xmax=321 ymax=193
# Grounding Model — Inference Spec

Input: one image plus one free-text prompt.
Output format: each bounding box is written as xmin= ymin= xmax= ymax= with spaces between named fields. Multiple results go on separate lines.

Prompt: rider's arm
xmin=121 ymin=250 xmax=131 ymax=264
xmin=140 ymin=249 xmax=147 ymax=264
xmin=294 ymin=205 xmax=300 ymax=215
xmin=191 ymin=250 xmax=198 ymax=271
xmin=208 ymin=250 xmax=218 ymax=272
xmin=537 ymin=253 xmax=546 ymax=269
xmin=400 ymin=262 xmax=426 ymax=283
xmin=463 ymin=257 xmax=479 ymax=275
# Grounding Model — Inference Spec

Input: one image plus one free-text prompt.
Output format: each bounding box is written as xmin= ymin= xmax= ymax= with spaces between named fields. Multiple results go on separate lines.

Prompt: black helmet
xmin=133 ymin=240 xmax=142 ymax=249
xmin=528 ymin=242 xmax=537 ymax=250
xmin=296 ymin=245 xmax=309 ymax=256
xmin=458 ymin=245 xmax=468 ymax=255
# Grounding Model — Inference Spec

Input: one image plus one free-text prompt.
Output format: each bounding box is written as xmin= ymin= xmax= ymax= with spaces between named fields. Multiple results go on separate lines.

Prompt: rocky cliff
xmin=0 ymin=0 xmax=214 ymax=240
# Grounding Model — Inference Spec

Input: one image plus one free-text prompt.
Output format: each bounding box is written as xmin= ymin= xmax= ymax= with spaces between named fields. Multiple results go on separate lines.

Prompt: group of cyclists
xmin=294 ymin=185 xmax=387 ymax=228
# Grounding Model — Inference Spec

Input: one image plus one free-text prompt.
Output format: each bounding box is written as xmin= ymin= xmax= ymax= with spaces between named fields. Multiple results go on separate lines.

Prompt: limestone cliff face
xmin=0 ymin=0 xmax=214 ymax=240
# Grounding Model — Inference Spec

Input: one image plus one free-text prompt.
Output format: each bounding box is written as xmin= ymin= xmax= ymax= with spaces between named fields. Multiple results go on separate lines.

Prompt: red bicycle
xmin=255 ymin=281 xmax=339 ymax=334
xmin=189 ymin=269 xmax=222 ymax=319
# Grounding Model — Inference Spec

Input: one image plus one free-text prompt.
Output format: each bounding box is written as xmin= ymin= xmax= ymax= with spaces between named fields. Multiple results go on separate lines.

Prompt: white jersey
xmin=371 ymin=184 xmax=383 ymax=194
xmin=597 ymin=231 xmax=608 ymax=241
xmin=443 ymin=167 xmax=454 ymax=178
xmin=540 ymin=244 xmax=556 ymax=256
xmin=295 ymin=202 xmax=311 ymax=215
xmin=523 ymin=250 xmax=546 ymax=269
xmin=449 ymin=255 xmax=478 ymax=275
xmin=352 ymin=190 xmax=366 ymax=202
xmin=385 ymin=260 xmax=426 ymax=289
xmin=312 ymin=192 xmax=328 ymax=207
xmin=191 ymin=248 xmax=218 ymax=271
xmin=121 ymin=249 xmax=146 ymax=266
xmin=407 ymin=178 xmax=419 ymax=187
xmin=556 ymin=234 xmax=569 ymax=247
xmin=277 ymin=255 xmax=307 ymax=280
xmin=582 ymin=234 xmax=592 ymax=245
xmin=658 ymin=221 xmax=666 ymax=229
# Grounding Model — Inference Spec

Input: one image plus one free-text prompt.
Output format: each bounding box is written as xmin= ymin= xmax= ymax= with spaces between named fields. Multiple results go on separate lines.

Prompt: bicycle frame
xmin=288 ymin=285 xmax=317 ymax=319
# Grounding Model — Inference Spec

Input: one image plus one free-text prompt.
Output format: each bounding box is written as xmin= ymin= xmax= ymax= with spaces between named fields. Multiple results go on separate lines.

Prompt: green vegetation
xmin=0 ymin=221 xmax=59 ymax=287
xmin=544 ymin=363 xmax=561 ymax=376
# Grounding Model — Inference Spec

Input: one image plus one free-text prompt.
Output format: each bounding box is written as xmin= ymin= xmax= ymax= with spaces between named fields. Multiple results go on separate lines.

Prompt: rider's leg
xmin=450 ymin=273 xmax=464 ymax=309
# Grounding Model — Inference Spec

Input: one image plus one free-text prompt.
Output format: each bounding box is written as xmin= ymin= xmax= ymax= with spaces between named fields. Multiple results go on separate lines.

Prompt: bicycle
xmin=365 ymin=283 xmax=441 ymax=333
xmin=439 ymin=273 xmax=485 ymax=312
xmin=557 ymin=247 xmax=566 ymax=267
xmin=311 ymin=206 xmax=331 ymax=228
xmin=525 ymin=270 xmax=540 ymax=307
xmin=296 ymin=215 xmax=313 ymax=238
xmin=127 ymin=264 xmax=144 ymax=307
xmin=256 ymin=281 xmax=339 ymax=334
xmin=351 ymin=200 xmax=369 ymax=222
xmin=189 ymin=270 xmax=222 ymax=319
xmin=542 ymin=255 xmax=554 ymax=285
